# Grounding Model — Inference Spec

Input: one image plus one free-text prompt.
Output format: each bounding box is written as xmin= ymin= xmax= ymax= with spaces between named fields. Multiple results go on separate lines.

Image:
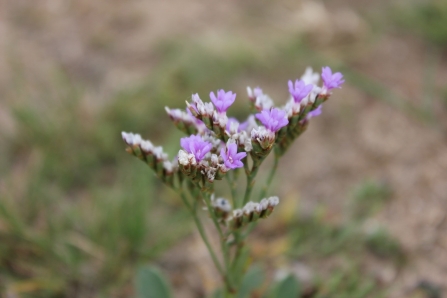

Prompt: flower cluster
xmin=122 ymin=65 xmax=343 ymax=225
xmin=228 ymin=197 xmax=280 ymax=229
xmin=122 ymin=66 xmax=344 ymax=294
xmin=121 ymin=132 xmax=177 ymax=186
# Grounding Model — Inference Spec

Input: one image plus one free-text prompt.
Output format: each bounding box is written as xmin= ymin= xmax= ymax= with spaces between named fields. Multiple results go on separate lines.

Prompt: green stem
xmin=201 ymin=193 xmax=233 ymax=287
xmin=226 ymin=173 xmax=238 ymax=207
xmin=202 ymin=193 xmax=224 ymax=239
xmin=179 ymin=190 xmax=233 ymax=290
xmin=258 ymin=151 xmax=279 ymax=200
xmin=242 ymin=162 xmax=260 ymax=206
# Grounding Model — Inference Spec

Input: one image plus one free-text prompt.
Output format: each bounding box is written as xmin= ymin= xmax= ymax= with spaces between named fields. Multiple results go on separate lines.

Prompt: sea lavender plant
xmin=122 ymin=66 xmax=344 ymax=296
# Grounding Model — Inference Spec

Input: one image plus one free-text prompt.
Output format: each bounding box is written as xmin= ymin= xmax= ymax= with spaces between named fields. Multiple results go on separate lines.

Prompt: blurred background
xmin=1 ymin=0 xmax=447 ymax=297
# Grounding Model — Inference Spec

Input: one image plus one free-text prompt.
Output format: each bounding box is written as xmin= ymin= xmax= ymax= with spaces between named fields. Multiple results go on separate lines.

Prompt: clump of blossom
xmin=229 ymin=196 xmax=280 ymax=229
xmin=121 ymin=65 xmax=345 ymax=295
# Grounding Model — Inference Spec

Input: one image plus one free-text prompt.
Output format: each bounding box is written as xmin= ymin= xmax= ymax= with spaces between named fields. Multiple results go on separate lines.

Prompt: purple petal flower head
xmin=288 ymin=79 xmax=313 ymax=103
xmin=210 ymin=89 xmax=236 ymax=113
xmin=180 ymin=135 xmax=213 ymax=162
xmin=255 ymin=108 xmax=289 ymax=132
xmin=306 ymin=105 xmax=322 ymax=120
xmin=321 ymin=66 xmax=345 ymax=90
xmin=220 ymin=143 xmax=247 ymax=169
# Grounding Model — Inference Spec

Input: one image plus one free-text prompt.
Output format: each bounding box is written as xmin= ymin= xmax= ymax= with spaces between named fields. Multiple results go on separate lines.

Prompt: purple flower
xmin=220 ymin=143 xmax=247 ymax=169
xmin=321 ymin=66 xmax=345 ymax=90
xmin=180 ymin=135 xmax=213 ymax=162
xmin=210 ymin=89 xmax=236 ymax=113
xmin=288 ymin=79 xmax=313 ymax=103
xmin=255 ymin=108 xmax=289 ymax=132
xmin=306 ymin=105 xmax=322 ymax=120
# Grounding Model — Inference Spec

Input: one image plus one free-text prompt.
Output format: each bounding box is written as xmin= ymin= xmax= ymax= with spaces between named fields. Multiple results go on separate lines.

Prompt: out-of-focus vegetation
xmin=1 ymin=0 xmax=446 ymax=297
xmin=394 ymin=0 xmax=447 ymax=48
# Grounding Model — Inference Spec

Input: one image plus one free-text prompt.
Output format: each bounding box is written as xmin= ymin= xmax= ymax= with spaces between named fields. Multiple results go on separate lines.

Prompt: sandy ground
xmin=1 ymin=0 xmax=446 ymax=297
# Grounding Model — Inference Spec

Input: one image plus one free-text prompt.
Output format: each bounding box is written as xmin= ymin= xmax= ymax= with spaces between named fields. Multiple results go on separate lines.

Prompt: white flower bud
xmin=140 ymin=140 xmax=154 ymax=153
xmin=301 ymin=67 xmax=320 ymax=85
xmin=267 ymin=196 xmax=280 ymax=207
xmin=255 ymin=94 xmax=274 ymax=110
xmin=121 ymin=132 xmax=142 ymax=146
xmin=243 ymin=202 xmax=256 ymax=215
xmin=247 ymin=86 xmax=254 ymax=99
xmin=210 ymin=154 xmax=219 ymax=167
xmin=213 ymin=197 xmax=232 ymax=213
xmin=233 ymin=209 xmax=243 ymax=218
xmin=163 ymin=160 xmax=173 ymax=173
xmin=178 ymin=150 xmax=197 ymax=166
xmin=260 ymin=198 xmax=269 ymax=210
xmin=153 ymin=146 xmax=167 ymax=160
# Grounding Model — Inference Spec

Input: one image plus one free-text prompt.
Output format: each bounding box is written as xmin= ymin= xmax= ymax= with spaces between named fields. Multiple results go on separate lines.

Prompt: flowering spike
xmin=228 ymin=197 xmax=280 ymax=229
xmin=121 ymin=132 xmax=142 ymax=146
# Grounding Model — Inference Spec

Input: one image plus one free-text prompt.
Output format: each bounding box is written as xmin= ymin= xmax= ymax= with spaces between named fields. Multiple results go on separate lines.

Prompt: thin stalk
xmin=225 ymin=173 xmax=238 ymax=207
xmin=202 ymin=193 xmax=224 ymax=239
xmin=242 ymin=163 xmax=260 ymax=206
xmin=258 ymin=152 xmax=279 ymax=200
xmin=201 ymin=193 xmax=232 ymax=285
xmin=179 ymin=191 xmax=230 ymax=288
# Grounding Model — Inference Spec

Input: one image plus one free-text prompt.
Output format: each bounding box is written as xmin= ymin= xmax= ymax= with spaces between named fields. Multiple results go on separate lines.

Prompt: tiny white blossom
xmin=163 ymin=161 xmax=173 ymax=172
xmin=267 ymin=196 xmax=280 ymax=207
xmin=301 ymin=67 xmax=320 ymax=85
xmin=212 ymin=197 xmax=232 ymax=213
xmin=178 ymin=150 xmax=197 ymax=166
xmin=121 ymin=132 xmax=142 ymax=146
xmin=140 ymin=140 xmax=154 ymax=153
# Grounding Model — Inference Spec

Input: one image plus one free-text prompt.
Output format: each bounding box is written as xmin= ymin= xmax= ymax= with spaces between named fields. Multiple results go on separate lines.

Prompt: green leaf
xmin=236 ymin=264 xmax=265 ymax=298
xmin=135 ymin=266 xmax=172 ymax=298
xmin=275 ymin=274 xmax=301 ymax=298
